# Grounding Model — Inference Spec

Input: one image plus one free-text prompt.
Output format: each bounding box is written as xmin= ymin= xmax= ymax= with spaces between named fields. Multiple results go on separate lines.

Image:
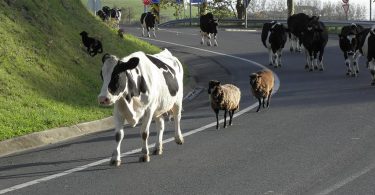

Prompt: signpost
xmin=87 ymin=0 xmax=102 ymax=15
xmin=342 ymin=0 xmax=349 ymax=20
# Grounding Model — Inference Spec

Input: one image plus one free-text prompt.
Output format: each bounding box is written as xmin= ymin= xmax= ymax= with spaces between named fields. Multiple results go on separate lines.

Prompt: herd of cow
xmin=261 ymin=12 xmax=375 ymax=85
xmin=89 ymin=11 xmax=375 ymax=166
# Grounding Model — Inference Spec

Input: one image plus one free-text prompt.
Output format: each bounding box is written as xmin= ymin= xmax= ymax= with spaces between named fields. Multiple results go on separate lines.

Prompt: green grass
xmin=0 ymin=0 xmax=161 ymax=141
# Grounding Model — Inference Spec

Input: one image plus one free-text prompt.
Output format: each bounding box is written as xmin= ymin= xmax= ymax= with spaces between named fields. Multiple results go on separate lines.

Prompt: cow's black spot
xmin=146 ymin=55 xmax=179 ymax=96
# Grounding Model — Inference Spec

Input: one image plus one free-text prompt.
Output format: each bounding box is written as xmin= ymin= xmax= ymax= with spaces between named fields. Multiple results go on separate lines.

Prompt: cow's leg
xmin=313 ymin=52 xmax=319 ymax=70
xmin=110 ymin=108 xmax=125 ymax=167
xmin=290 ymin=34 xmax=296 ymax=52
xmin=154 ymin=116 xmax=165 ymax=155
xmin=147 ymin=27 xmax=151 ymax=37
xmin=305 ymin=50 xmax=311 ymax=70
xmin=152 ymin=27 xmax=156 ymax=38
xmin=369 ymin=60 xmax=375 ymax=85
xmin=139 ymin=110 xmax=153 ymax=162
xmin=344 ymin=52 xmax=352 ymax=76
xmin=223 ymin=110 xmax=227 ymax=128
xmin=268 ymin=48 xmax=273 ymax=66
xmin=353 ymin=52 xmax=360 ymax=76
xmin=207 ymin=34 xmax=212 ymax=46
xmin=172 ymin=103 xmax=184 ymax=143
xmin=141 ymin=25 xmax=145 ymax=37
xmin=318 ymin=49 xmax=325 ymax=71
xmin=277 ymin=49 xmax=282 ymax=67
xmin=200 ymin=31 xmax=205 ymax=45
xmin=273 ymin=53 xmax=278 ymax=68
xmin=213 ymin=33 xmax=218 ymax=47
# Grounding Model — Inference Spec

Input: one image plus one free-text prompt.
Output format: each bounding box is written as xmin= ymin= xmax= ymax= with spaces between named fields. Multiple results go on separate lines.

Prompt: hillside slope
xmin=0 ymin=0 xmax=160 ymax=140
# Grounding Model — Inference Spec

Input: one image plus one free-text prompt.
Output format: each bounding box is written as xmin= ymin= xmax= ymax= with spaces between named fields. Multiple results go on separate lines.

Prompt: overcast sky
xmin=321 ymin=0 xmax=373 ymax=19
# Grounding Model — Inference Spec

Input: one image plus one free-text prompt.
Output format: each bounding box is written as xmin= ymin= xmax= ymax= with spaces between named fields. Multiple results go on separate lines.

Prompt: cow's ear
xmin=102 ymin=53 xmax=111 ymax=63
xmin=125 ymin=57 xmax=139 ymax=70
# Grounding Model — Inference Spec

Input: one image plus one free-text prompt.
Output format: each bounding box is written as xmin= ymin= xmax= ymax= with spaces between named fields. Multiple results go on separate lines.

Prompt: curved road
xmin=1 ymin=27 xmax=375 ymax=195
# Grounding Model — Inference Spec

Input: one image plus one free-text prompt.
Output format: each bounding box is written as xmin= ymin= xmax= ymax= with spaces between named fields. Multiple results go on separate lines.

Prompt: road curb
xmin=0 ymin=117 xmax=115 ymax=157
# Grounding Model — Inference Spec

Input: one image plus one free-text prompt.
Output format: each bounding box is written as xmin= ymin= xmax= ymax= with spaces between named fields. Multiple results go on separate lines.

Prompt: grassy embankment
xmin=0 ymin=0 xmax=161 ymax=141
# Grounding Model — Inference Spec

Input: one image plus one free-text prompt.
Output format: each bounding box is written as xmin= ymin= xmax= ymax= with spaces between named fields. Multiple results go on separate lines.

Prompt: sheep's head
xmin=249 ymin=73 xmax=261 ymax=89
xmin=79 ymin=31 xmax=88 ymax=37
xmin=208 ymin=80 xmax=220 ymax=94
xmin=211 ymin=85 xmax=224 ymax=104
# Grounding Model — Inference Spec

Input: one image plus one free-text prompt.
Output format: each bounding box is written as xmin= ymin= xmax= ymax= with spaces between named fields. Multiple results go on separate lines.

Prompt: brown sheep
xmin=249 ymin=70 xmax=275 ymax=112
xmin=208 ymin=80 xmax=241 ymax=129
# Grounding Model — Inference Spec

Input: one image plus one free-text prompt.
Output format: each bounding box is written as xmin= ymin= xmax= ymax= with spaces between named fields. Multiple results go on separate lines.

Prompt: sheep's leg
xmin=214 ymin=109 xmax=220 ymax=129
xmin=153 ymin=116 xmax=165 ymax=155
xmin=262 ymin=97 xmax=266 ymax=108
xmin=139 ymin=110 xmax=152 ymax=162
xmin=110 ymin=107 xmax=125 ymax=167
xmin=223 ymin=110 xmax=227 ymax=128
xmin=267 ymin=89 xmax=273 ymax=108
xmin=256 ymin=98 xmax=262 ymax=112
xmin=229 ymin=110 xmax=234 ymax=126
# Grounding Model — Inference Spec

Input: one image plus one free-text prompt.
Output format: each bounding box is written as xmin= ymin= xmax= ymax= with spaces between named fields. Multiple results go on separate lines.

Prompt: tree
xmin=236 ymin=0 xmax=244 ymax=19
xmin=287 ymin=0 xmax=294 ymax=17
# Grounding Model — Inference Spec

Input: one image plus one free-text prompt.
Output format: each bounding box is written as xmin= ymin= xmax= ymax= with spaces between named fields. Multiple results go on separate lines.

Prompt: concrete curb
xmin=0 ymin=117 xmax=115 ymax=157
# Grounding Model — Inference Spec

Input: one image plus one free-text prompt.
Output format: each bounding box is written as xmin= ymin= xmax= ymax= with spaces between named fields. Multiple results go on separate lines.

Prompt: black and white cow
xmin=98 ymin=49 xmax=184 ymax=166
xmin=140 ymin=12 xmax=157 ymax=38
xmin=200 ymin=12 xmax=218 ymax=46
xmin=261 ymin=21 xmax=287 ymax=68
xmin=287 ymin=13 xmax=310 ymax=52
xmin=301 ymin=16 xmax=328 ymax=71
xmin=357 ymin=26 xmax=375 ymax=85
xmin=339 ymin=23 xmax=364 ymax=77
xmin=99 ymin=6 xmax=121 ymax=25
xmin=96 ymin=10 xmax=109 ymax=21
xmin=109 ymin=8 xmax=122 ymax=23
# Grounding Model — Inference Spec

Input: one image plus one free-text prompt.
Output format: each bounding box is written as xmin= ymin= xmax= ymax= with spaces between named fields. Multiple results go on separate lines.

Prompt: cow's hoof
xmin=305 ymin=65 xmax=309 ymax=69
xmin=153 ymin=148 xmax=163 ymax=155
xmin=319 ymin=68 xmax=324 ymax=71
xmin=214 ymin=44 xmax=218 ymax=47
xmin=346 ymin=72 xmax=350 ymax=76
xmin=290 ymin=48 xmax=294 ymax=52
xmin=110 ymin=159 xmax=121 ymax=167
xmin=309 ymin=68 xmax=313 ymax=72
xmin=175 ymin=136 xmax=184 ymax=145
xmin=371 ymin=81 xmax=375 ymax=86
xmin=200 ymin=41 xmax=203 ymax=45
xmin=139 ymin=155 xmax=150 ymax=162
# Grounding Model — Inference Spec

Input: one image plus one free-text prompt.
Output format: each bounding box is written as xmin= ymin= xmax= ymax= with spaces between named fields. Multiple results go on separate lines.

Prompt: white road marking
xmin=0 ymin=36 xmax=280 ymax=194
xmin=317 ymin=162 xmax=375 ymax=195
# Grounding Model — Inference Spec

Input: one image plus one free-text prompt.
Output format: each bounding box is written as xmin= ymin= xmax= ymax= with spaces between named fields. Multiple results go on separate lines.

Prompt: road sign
xmin=143 ymin=0 xmax=151 ymax=5
xmin=191 ymin=0 xmax=202 ymax=4
xmin=87 ymin=0 xmax=102 ymax=13
xmin=342 ymin=3 xmax=349 ymax=14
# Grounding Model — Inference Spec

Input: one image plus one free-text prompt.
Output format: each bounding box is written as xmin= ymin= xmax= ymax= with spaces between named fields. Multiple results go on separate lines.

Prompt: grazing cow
xmin=357 ymin=26 xmax=375 ymax=85
xmin=200 ymin=12 xmax=218 ymax=46
xmin=339 ymin=23 xmax=364 ymax=77
xmin=287 ymin=13 xmax=310 ymax=52
xmin=300 ymin=16 xmax=328 ymax=71
xmin=109 ymin=8 xmax=122 ymax=23
xmin=140 ymin=12 xmax=157 ymax=38
xmin=98 ymin=49 xmax=184 ymax=166
xmin=261 ymin=21 xmax=287 ymax=68
xmin=96 ymin=10 xmax=109 ymax=21
xmin=79 ymin=31 xmax=103 ymax=57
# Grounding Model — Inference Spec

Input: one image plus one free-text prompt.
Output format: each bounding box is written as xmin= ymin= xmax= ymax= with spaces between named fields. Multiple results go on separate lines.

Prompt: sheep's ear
xmin=102 ymin=53 xmax=111 ymax=63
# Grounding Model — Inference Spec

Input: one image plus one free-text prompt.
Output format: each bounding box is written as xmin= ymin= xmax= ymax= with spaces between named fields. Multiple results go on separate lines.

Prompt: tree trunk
xmin=287 ymin=0 xmax=294 ymax=17
xmin=236 ymin=0 xmax=244 ymax=19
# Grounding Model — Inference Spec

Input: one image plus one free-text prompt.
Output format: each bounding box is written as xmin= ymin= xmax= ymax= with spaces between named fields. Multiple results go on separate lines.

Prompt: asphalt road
xmin=1 ymin=26 xmax=375 ymax=195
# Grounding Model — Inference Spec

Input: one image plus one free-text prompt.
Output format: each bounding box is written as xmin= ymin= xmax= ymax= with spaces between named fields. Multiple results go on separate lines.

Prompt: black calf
xmin=79 ymin=31 xmax=103 ymax=57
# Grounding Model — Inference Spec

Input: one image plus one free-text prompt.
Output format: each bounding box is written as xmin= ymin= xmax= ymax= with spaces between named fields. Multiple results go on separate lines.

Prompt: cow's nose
xmin=98 ymin=96 xmax=110 ymax=105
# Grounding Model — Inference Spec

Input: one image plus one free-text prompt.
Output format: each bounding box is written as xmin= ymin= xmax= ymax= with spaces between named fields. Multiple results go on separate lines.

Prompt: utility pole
xmin=287 ymin=0 xmax=295 ymax=17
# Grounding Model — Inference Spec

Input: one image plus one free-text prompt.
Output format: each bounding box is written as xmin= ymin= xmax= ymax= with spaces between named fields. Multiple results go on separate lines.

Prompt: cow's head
xmin=98 ymin=53 xmax=140 ymax=106
xmin=339 ymin=24 xmax=361 ymax=55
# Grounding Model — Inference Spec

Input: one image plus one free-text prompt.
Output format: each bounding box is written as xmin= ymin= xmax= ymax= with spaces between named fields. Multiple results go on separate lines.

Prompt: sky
xmin=321 ymin=0 xmax=373 ymax=20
